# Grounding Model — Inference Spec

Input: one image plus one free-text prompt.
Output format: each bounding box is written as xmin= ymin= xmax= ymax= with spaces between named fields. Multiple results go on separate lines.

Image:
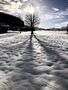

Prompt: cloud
xmin=55 ymin=21 xmax=68 ymax=28
xmin=0 ymin=0 xmax=10 ymax=5
xmin=23 ymin=0 xmax=28 ymax=2
xmin=40 ymin=13 xmax=64 ymax=21
xmin=61 ymin=9 xmax=68 ymax=16
xmin=41 ymin=14 xmax=54 ymax=20
xmin=52 ymin=8 xmax=59 ymax=11
xmin=39 ymin=7 xmax=68 ymax=28
xmin=1 ymin=1 xmax=23 ymax=13
xmin=0 ymin=0 xmax=68 ymax=28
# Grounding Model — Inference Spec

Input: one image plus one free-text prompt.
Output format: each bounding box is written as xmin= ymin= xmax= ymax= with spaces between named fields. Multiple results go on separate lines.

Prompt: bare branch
xmin=25 ymin=13 xmax=40 ymax=28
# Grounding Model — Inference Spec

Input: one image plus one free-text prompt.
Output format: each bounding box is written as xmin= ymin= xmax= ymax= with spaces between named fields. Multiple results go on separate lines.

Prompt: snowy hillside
xmin=0 ymin=31 xmax=68 ymax=90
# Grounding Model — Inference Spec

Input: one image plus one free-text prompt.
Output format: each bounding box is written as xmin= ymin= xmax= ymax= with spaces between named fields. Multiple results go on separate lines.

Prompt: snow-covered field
xmin=0 ymin=31 xmax=68 ymax=90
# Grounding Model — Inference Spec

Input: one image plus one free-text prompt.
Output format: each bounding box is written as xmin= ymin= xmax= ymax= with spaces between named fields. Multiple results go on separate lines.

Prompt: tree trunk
xmin=31 ymin=27 xmax=34 ymax=35
xmin=31 ymin=30 xmax=34 ymax=34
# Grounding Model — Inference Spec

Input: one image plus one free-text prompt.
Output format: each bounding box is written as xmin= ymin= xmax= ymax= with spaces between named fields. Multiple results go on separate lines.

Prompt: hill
xmin=0 ymin=12 xmax=24 ymax=33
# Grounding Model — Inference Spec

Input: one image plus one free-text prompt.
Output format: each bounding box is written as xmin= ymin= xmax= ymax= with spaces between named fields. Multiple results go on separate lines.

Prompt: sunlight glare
xmin=29 ymin=6 xmax=35 ymax=14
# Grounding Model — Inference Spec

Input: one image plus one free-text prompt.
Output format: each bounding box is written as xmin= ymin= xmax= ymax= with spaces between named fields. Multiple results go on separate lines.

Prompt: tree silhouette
xmin=25 ymin=12 xmax=40 ymax=34
xmin=0 ymin=12 xmax=24 ymax=33
xmin=66 ymin=25 xmax=68 ymax=34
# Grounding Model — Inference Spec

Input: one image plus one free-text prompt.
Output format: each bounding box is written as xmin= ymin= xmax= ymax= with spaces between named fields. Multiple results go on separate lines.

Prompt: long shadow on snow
xmin=0 ymin=36 xmax=30 ymax=53
xmin=0 ymin=37 xmax=32 ymax=90
xmin=33 ymin=34 xmax=68 ymax=90
xmin=19 ymin=34 xmax=45 ymax=90
xmin=6 ymin=34 xmax=68 ymax=90
xmin=8 ymin=34 xmax=45 ymax=90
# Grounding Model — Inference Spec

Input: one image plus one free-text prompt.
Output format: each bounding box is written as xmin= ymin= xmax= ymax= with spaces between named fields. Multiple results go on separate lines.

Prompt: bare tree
xmin=25 ymin=13 xmax=40 ymax=34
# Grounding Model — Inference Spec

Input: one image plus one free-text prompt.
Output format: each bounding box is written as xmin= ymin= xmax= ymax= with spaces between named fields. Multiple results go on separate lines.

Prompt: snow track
xmin=0 ymin=31 xmax=68 ymax=90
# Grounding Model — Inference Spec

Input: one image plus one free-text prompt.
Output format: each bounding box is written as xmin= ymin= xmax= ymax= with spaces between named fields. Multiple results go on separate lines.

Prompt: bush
xmin=0 ymin=26 xmax=8 ymax=34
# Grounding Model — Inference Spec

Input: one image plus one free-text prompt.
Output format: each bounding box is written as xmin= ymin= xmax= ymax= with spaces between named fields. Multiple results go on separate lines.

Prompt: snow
xmin=0 ymin=31 xmax=68 ymax=90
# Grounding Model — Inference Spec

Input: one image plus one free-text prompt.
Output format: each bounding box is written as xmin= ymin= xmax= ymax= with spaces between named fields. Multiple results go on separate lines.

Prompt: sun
xmin=24 ymin=5 xmax=35 ymax=14
xmin=29 ymin=6 xmax=35 ymax=14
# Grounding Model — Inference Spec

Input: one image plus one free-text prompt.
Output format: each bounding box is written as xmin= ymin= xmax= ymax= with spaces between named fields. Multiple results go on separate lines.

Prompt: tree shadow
xmin=1 ymin=34 xmax=68 ymax=90
xmin=34 ymin=34 xmax=68 ymax=61
xmin=33 ymin=34 xmax=68 ymax=90
xmin=6 ymin=34 xmax=45 ymax=90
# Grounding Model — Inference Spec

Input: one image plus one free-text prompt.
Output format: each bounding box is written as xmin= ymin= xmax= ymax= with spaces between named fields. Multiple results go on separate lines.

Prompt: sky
xmin=0 ymin=0 xmax=68 ymax=28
